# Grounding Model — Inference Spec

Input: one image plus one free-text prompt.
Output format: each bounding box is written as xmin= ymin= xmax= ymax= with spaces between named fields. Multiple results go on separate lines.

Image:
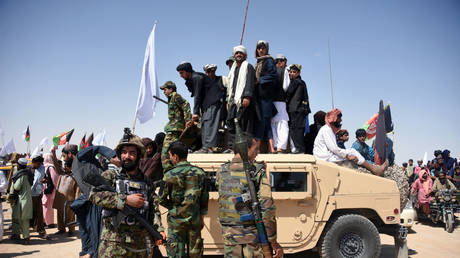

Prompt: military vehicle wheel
xmin=446 ymin=213 xmax=454 ymax=233
xmin=319 ymin=214 xmax=381 ymax=258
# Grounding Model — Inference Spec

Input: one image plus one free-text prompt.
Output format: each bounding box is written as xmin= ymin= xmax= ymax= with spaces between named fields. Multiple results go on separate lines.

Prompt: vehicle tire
xmin=319 ymin=214 xmax=381 ymax=258
xmin=446 ymin=212 xmax=454 ymax=233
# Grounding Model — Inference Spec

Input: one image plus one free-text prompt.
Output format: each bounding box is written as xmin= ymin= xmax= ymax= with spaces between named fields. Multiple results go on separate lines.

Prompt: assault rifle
xmin=83 ymin=170 xmax=164 ymax=242
xmin=234 ymin=118 xmax=272 ymax=258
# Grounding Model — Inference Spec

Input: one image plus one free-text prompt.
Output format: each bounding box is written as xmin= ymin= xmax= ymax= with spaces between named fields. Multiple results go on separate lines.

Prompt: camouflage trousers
xmin=224 ymin=243 xmax=264 ymax=258
xmin=98 ymin=239 xmax=154 ymax=258
xmin=161 ymin=131 xmax=181 ymax=172
xmin=222 ymin=225 xmax=263 ymax=258
xmin=166 ymin=226 xmax=203 ymax=258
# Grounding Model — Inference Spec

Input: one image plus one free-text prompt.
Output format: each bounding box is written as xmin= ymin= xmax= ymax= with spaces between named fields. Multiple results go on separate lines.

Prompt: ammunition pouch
xmin=233 ymin=192 xmax=255 ymax=223
xmin=103 ymin=178 xmax=150 ymax=227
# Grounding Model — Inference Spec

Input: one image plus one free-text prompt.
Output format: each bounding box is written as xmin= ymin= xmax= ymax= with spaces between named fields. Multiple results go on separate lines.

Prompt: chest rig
xmin=218 ymin=162 xmax=263 ymax=226
xmin=102 ymin=173 xmax=150 ymax=226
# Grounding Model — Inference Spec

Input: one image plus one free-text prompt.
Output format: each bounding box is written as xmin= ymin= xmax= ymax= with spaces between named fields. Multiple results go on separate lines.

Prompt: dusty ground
xmin=0 ymin=206 xmax=459 ymax=258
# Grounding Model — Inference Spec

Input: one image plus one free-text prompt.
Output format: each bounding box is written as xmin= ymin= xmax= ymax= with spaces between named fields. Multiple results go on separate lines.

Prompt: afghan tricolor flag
xmin=362 ymin=104 xmax=393 ymax=140
xmin=24 ymin=126 xmax=30 ymax=142
xmin=85 ymin=133 xmax=94 ymax=148
xmin=362 ymin=113 xmax=378 ymax=140
xmin=78 ymin=134 xmax=86 ymax=151
xmin=53 ymin=129 xmax=74 ymax=146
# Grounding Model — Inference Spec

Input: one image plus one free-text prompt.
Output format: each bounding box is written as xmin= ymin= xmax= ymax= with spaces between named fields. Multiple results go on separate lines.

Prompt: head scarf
xmin=419 ymin=169 xmax=432 ymax=194
xmin=44 ymin=153 xmax=53 ymax=169
xmin=325 ymin=108 xmax=342 ymax=134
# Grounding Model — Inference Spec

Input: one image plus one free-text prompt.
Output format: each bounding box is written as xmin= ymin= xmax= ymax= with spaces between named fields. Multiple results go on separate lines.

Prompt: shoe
xmin=194 ymin=148 xmax=209 ymax=154
xmin=222 ymin=149 xmax=233 ymax=154
xmin=9 ymin=234 xmax=20 ymax=240
xmin=55 ymin=230 xmax=66 ymax=235
xmin=67 ymin=231 xmax=75 ymax=237
xmin=47 ymin=224 xmax=56 ymax=229
xmin=23 ymin=237 xmax=30 ymax=245
xmin=39 ymin=233 xmax=51 ymax=240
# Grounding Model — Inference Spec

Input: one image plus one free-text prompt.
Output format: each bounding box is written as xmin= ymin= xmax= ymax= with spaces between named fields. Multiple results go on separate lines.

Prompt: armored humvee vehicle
xmin=159 ymin=153 xmax=408 ymax=257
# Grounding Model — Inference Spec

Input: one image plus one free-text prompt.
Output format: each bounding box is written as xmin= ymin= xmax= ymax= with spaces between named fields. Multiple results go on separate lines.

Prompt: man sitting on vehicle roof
xmin=313 ymin=108 xmax=387 ymax=176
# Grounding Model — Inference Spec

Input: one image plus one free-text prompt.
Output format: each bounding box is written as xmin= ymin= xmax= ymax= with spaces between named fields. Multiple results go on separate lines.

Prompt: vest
xmin=102 ymin=175 xmax=150 ymax=225
xmin=218 ymin=161 xmax=264 ymax=226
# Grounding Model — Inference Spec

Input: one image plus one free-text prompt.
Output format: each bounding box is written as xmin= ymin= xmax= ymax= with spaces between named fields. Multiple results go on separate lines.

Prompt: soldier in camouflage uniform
xmin=160 ymin=81 xmax=192 ymax=172
xmin=89 ymin=132 xmax=166 ymax=258
xmin=159 ymin=141 xmax=209 ymax=258
xmin=216 ymin=140 xmax=284 ymax=258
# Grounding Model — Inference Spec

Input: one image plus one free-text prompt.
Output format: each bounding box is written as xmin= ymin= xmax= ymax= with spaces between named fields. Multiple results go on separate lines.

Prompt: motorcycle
xmin=429 ymin=189 xmax=460 ymax=233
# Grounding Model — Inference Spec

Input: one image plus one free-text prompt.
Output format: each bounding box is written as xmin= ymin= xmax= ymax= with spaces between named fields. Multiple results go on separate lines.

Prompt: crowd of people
xmin=404 ymin=150 xmax=459 ymax=217
xmin=0 ymin=40 xmax=456 ymax=257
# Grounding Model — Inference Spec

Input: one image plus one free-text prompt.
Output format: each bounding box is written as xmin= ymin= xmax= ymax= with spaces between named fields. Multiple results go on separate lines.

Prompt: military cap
xmin=288 ymin=64 xmax=302 ymax=71
xmin=160 ymin=81 xmax=176 ymax=90
xmin=18 ymin=158 xmax=29 ymax=166
xmin=225 ymin=56 xmax=235 ymax=65
xmin=115 ymin=134 xmax=146 ymax=159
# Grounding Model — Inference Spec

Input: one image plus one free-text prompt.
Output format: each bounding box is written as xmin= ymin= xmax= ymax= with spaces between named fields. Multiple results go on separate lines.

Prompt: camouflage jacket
xmin=164 ymin=92 xmax=192 ymax=133
xmin=159 ymin=161 xmax=209 ymax=230
xmin=89 ymin=168 xmax=164 ymax=244
xmin=216 ymin=157 xmax=277 ymax=244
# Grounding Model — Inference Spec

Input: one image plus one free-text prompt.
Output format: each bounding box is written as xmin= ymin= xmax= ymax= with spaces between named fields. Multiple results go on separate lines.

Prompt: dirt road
xmin=1 ymin=206 xmax=459 ymax=258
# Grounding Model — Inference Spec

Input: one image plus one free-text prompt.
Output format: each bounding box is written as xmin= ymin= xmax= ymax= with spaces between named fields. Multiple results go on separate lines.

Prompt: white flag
xmin=31 ymin=146 xmax=40 ymax=157
xmin=422 ymin=152 xmax=427 ymax=166
xmin=0 ymin=138 xmax=16 ymax=157
xmin=38 ymin=137 xmax=50 ymax=153
xmin=93 ymin=129 xmax=106 ymax=146
xmin=135 ymin=22 xmax=159 ymax=124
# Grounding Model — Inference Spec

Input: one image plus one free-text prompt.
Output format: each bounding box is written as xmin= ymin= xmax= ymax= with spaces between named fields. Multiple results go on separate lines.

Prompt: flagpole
xmin=132 ymin=110 xmax=138 ymax=133
xmin=240 ymin=0 xmax=250 ymax=45
xmin=328 ymin=39 xmax=335 ymax=109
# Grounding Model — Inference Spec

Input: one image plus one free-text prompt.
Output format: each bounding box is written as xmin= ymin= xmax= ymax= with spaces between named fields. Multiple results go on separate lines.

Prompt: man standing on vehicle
xmin=286 ymin=64 xmax=310 ymax=153
xmin=270 ymin=54 xmax=290 ymax=154
xmin=161 ymin=81 xmax=192 ymax=172
xmin=159 ymin=141 xmax=209 ymax=257
xmin=89 ymin=130 xmax=166 ymax=257
xmin=216 ymin=137 xmax=283 ymax=257
xmin=225 ymin=45 xmax=257 ymax=152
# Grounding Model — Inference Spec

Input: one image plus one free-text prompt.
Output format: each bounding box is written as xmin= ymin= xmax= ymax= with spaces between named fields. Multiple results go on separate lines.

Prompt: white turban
xmin=203 ymin=64 xmax=217 ymax=72
xmin=233 ymin=45 xmax=247 ymax=55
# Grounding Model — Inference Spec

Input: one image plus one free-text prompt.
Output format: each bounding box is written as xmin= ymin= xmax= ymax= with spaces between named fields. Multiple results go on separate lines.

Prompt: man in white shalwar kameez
xmin=270 ymin=54 xmax=290 ymax=153
xmin=314 ymin=108 xmax=387 ymax=176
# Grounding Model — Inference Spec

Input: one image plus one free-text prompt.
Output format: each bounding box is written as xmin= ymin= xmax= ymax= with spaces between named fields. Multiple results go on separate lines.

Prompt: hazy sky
xmin=1 ymin=0 xmax=459 ymax=163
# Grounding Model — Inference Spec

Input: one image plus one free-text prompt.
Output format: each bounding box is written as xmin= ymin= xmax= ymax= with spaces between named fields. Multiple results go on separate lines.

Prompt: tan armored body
xmin=158 ymin=153 xmax=408 ymax=257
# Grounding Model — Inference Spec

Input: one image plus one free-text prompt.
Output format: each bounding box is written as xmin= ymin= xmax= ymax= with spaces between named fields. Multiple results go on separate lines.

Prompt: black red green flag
xmin=24 ymin=126 xmax=30 ymax=142
xmin=53 ymin=129 xmax=74 ymax=146
xmin=78 ymin=134 xmax=86 ymax=151
xmin=85 ymin=133 xmax=94 ymax=148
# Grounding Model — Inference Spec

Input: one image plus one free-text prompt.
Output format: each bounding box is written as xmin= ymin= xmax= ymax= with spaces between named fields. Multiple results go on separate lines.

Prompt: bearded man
xmin=89 ymin=131 xmax=166 ymax=257
xmin=225 ymin=45 xmax=257 ymax=152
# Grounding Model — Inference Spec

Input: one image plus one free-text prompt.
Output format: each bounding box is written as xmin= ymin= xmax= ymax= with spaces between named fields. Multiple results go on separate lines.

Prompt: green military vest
xmin=218 ymin=161 xmax=264 ymax=226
